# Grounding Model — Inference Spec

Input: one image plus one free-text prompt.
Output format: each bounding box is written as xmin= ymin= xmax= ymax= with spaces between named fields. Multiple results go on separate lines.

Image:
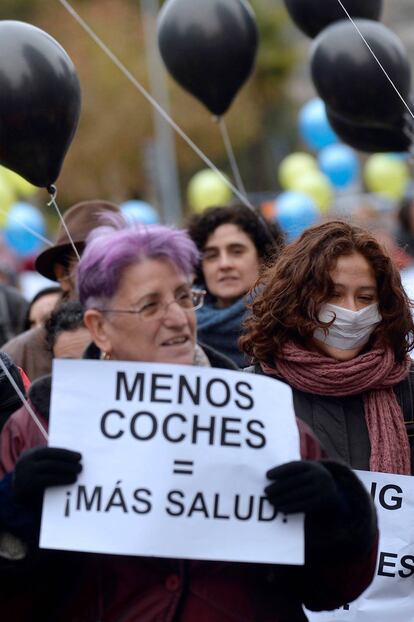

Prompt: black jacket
xmin=249 ymin=364 xmax=414 ymax=473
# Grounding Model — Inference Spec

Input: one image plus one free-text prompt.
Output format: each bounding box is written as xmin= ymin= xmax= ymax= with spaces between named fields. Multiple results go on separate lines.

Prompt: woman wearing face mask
xmin=240 ymin=220 xmax=414 ymax=475
xmin=187 ymin=205 xmax=283 ymax=366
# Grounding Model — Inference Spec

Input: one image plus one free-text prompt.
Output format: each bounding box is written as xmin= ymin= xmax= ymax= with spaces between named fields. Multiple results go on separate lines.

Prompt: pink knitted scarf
xmin=261 ymin=342 xmax=411 ymax=474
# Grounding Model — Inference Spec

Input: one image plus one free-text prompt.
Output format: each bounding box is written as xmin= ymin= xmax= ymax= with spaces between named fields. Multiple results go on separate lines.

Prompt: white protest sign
xmin=305 ymin=470 xmax=414 ymax=621
xmin=40 ymin=359 xmax=303 ymax=565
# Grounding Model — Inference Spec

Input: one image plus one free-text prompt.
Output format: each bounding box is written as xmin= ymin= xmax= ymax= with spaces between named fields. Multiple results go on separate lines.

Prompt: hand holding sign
xmin=265 ymin=460 xmax=346 ymax=516
xmin=13 ymin=447 xmax=82 ymax=509
xmin=41 ymin=360 xmax=304 ymax=565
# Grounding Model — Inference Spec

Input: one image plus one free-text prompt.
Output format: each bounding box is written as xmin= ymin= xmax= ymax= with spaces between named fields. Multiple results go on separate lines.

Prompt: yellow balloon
xmin=1 ymin=167 xmax=37 ymax=198
xmin=187 ymin=169 xmax=232 ymax=214
xmin=290 ymin=170 xmax=333 ymax=213
xmin=0 ymin=170 xmax=16 ymax=226
xmin=278 ymin=152 xmax=318 ymax=190
xmin=364 ymin=154 xmax=409 ymax=200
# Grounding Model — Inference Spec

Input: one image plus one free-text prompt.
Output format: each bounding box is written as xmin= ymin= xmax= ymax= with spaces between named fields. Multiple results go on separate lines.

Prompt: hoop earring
xmin=101 ymin=351 xmax=111 ymax=361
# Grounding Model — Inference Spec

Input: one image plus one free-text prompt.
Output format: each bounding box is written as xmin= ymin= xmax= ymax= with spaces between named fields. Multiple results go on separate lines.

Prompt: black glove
xmin=12 ymin=446 xmax=82 ymax=509
xmin=264 ymin=460 xmax=346 ymax=516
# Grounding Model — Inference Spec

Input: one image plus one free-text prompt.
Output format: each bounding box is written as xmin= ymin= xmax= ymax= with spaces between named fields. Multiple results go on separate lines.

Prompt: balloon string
xmin=335 ymin=0 xmax=414 ymax=123
xmin=0 ymin=358 xmax=48 ymax=441
xmin=217 ymin=118 xmax=248 ymax=197
xmin=214 ymin=116 xmax=278 ymax=241
xmin=0 ymin=206 xmax=54 ymax=248
xmin=56 ymin=0 xmax=256 ymax=212
xmin=47 ymin=187 xmax=81 ymax=262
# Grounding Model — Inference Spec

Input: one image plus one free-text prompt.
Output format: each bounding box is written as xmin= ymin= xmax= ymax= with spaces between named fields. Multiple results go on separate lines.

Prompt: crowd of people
xmin=1 ymin=195 xmax=414 ymax=621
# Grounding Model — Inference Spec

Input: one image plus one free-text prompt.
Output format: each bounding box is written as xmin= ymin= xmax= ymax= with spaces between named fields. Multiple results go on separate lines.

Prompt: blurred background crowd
xmin=0 ymin=0 xmax=412 ymax=323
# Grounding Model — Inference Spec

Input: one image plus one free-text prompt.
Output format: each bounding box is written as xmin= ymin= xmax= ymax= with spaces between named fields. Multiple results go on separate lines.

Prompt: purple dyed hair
xmin=77 ymin=214 xmax=200 ymax=309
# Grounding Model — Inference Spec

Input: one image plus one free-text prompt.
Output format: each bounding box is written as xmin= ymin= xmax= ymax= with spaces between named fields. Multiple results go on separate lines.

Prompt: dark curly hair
xmin=240 ymin=220 xmax=414 ymax=363
xmin=187 ymin=204 xmax=284 ymax=285
xmin=45 ymin=301 xmax=85 ymax=353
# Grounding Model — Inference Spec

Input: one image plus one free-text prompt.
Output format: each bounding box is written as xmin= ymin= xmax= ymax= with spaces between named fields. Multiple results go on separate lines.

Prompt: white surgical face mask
xmin=313 ymin=303 xmax=382 ymax=350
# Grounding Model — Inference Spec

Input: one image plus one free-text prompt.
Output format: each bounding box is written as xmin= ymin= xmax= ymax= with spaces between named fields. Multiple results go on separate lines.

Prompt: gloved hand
xmin=264 ymin=460 xmax=346 ymax=516
xmin=12 ymin=447 xmax=82 ymax=509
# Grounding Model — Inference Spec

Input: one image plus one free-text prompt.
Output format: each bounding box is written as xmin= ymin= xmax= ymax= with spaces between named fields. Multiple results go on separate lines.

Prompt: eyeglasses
xmin=99 ymin=288 xmax=206 ymax=322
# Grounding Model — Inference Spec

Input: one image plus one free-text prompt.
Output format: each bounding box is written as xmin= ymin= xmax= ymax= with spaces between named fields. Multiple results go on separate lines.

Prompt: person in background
xmin=0 ymin=352 xmax=27 ymax=433
xmin=44 ymin=301 xmax=90 ymax=359
xmin=0 ymin=353 xmax=28 ymax=573
xmin=2 ymin=200 xmax=120 ymax=380
xmin=345 ymin=199 xmax=412 ymax=271
xmin=396 ymin=194 xmax=414 ymax=260
xmin=0 ymin=283 xmax=28 ymax=348
xmin=0 ymin=302 xmax=90 ymax=478
xmin=0 ymin=262 xmax=19 ymax=289
xmin=24 ymin=286 xmax=62 ymax=331
xmin=241 ymin=220 xmax=414 ymax=474
xmin=187 ymin=205 xmax=283 ymax=366
xmin=2 ymin=218 xmax=377 ymax=622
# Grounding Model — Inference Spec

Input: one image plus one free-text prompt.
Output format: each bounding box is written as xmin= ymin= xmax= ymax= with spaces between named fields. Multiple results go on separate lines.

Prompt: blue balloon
xmin=299 ymin=98 xmax=337 ymax=150
xmin=121 ymin=200 xmax=159 ymax=225
xmin=318 ymin=144 xmax=359 ymax=188
xmin=4 ymin=202 xmax=46 ymax=257
xmin=274 ymin=191 xmax=319 ymax=242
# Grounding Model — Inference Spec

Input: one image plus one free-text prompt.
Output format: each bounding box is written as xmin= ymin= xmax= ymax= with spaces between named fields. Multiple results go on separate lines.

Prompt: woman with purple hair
xmin=79 ymin=221 xmax=223 ymax=367
xmin=4 ymin=219 xmax=378 ymax=622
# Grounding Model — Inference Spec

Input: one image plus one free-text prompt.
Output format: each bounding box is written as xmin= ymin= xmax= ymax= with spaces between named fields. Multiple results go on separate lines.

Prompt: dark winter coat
xmin=0 ymin=347 xmax=378 ymax=622
xmin=2 ymin=325 xmax=52 ymax=381
xmin=248 ymin=364 xmax=414 ymax=473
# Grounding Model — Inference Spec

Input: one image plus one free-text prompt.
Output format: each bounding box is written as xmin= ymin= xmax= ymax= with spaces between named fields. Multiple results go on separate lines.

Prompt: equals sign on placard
xmin=173 ymin=460 xmax=194 ymax=475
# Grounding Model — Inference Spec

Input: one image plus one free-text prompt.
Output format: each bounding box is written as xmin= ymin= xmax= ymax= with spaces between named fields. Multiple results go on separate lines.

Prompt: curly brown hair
xmin=240 ymin=220 xmax=414 ymax=363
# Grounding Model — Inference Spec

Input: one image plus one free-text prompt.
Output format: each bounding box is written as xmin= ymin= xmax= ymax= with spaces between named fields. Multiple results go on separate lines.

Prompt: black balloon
xmin=0 ymin=21 xmax=81 ymax=188
xmin=157 ymin=0 xmax=258 ymax=116
xmin=326 ymin=108 xmax=412 ymax=153
xmin=311 ymin=20 xmax=411 ymax=128
xmin=283 ymin=0 xmax=382 ymax=39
